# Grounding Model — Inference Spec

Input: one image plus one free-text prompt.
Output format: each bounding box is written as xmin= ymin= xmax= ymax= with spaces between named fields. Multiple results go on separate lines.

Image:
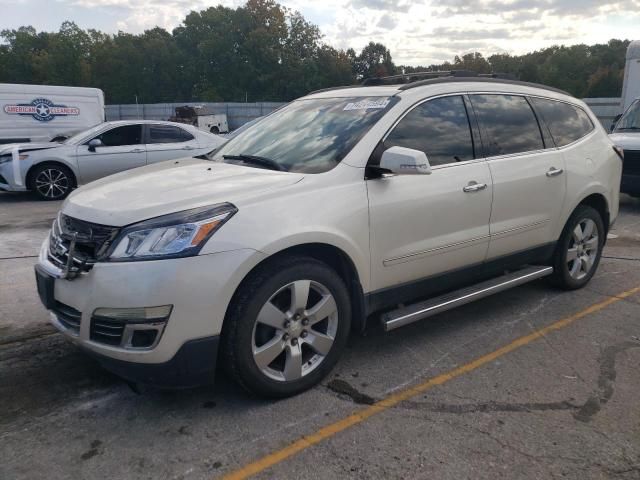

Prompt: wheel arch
xmin=578 ymin=193 xmax=609 ymax=235
xmin=225 ymin=242 xmax=367 ymax=335
xmin=558 ymin=185 xmax=611 ymax=240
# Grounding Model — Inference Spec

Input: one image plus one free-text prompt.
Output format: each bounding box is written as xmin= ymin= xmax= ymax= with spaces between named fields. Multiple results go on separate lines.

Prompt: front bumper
xmin=82 ymin=336 xmax=220 ymax=388
xmin=37 ymin=235 xmax=265 ymax=384
xmin=0 ymin=156 xmax=28 ymax=192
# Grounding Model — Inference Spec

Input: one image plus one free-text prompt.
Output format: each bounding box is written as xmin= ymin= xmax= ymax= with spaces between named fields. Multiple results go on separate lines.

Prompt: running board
xmin=382 ymin=266 xmax=554 ymax=332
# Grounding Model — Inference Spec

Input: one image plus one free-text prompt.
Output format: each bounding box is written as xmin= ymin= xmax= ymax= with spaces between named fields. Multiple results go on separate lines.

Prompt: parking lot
xmin=1 ymin=191 xmax=639 ymax=479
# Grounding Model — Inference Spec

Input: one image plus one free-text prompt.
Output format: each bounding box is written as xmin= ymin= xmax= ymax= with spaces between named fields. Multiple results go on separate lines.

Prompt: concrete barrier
xmin=105 ymin=102 xmax=285 ymax=130
xmin=583 ymin=97 xmax=622 ymax=129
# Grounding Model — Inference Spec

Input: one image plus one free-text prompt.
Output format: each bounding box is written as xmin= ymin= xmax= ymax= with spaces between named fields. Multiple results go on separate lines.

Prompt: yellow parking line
xmin=221 ymin=285 xmax=640 ymax=480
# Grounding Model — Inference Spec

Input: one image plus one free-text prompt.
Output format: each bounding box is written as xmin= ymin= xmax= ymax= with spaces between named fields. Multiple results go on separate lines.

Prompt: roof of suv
xmin=305 ymin=77 xmax=573 ymax=101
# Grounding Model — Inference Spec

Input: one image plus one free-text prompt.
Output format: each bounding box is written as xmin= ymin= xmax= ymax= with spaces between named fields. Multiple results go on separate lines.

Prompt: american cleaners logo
xmin=3 ymin=98 xmax=80 ymax=122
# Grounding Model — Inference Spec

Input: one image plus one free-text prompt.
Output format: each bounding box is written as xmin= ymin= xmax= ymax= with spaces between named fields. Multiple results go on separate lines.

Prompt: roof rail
xmin=306 ymin=71 xmax=570 ymax=98
xmin=397 ymin=76 xmax=570 ymax=96
xmin=361 ymin=70 xmax=517 ymax=86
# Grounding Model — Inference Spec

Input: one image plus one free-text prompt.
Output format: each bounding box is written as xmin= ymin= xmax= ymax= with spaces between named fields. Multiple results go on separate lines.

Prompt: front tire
xmin=29 ymin=164 xmax=75 ymax=201
xmin=549 ymin=205 xmax=604 ymax=290
xmin=221 ymin=255 xmax=351 ymax=398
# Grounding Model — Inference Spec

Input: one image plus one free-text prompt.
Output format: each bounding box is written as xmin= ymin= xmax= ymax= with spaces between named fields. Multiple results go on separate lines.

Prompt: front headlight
xmin=109 ymin=203 xmax=237 ymax=261
xmin=0 ymin=153 xmax=28 ymax=164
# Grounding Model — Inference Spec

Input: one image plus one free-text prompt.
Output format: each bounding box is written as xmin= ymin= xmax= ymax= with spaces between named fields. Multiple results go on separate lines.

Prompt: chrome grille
xmin=48 ymin=214 xmax=119 ymax=278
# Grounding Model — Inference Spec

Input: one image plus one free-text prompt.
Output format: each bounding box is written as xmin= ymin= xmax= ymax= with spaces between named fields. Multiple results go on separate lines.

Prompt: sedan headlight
xmin=109 ymin=203 xmax=237 ymax=261
xmin=0 ymin=154 xmax=27 ymax=164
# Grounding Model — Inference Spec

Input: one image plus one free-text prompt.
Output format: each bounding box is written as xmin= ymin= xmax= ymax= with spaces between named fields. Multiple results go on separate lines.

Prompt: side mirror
xmin=610 ymin=114 xmax=622 ymax=133
xmin=380 ymin=146 xmax=431 ymax=175
xmin=88 ymin=138 xmax=103 ymax=152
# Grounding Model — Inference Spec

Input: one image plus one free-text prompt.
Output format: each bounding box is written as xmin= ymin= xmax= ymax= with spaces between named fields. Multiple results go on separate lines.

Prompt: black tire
xmin=210 ymin=126 xmax=220 ymax=134
xmin=221 ymin=255 xmax=351 ymax=398
xmin=549 ymin=205 xmax=605 ymax=290
xmin=28 ymin=163 xmax=75 ymax=201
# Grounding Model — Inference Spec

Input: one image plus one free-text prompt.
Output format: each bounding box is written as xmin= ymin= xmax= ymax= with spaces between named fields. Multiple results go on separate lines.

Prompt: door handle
xmin=463 ymin=182 xmax=487 ymax=193
xmin=182 ymin=145 xmax=195 ymax=150
xmin=546 ymin=167 xmax=564 ymax=177
xmin=129 ymin=148 xmax=145 ymax=153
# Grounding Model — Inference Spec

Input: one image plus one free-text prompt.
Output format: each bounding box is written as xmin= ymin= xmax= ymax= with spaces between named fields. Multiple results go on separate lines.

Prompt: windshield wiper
xmin=223 ymin=154 xmax=285 ymax=171
xmin=615 ymin=126 xmax=640 ymax=131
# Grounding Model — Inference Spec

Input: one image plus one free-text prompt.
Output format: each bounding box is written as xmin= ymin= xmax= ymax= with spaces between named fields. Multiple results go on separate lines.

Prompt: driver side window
xmin=379 ymin=95 xmax=476 ymax=167
xmin=92 ymin=125 xmax=142 ymax=147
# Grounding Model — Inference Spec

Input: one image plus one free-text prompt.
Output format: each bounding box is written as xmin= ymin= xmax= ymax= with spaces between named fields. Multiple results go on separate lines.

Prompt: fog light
xmin=93 ymin=305 xmax=172 ymax=323
xmin=90 ymin=305 xmax=172 ymax=350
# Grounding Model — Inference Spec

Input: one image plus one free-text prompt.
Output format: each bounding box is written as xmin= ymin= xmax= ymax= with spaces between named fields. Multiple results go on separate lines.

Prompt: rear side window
xmin=470 ymin=94 xmax=544 ymax=156
xmin=95 ymin=125 xmax=142 ymax=146
xmin=148 ymin=125 xmax=194 ymax=143
xmin=531 ymin=98 xmax=594 ymax=147
xmin=383 ymin=95 xmax=475 ymax=166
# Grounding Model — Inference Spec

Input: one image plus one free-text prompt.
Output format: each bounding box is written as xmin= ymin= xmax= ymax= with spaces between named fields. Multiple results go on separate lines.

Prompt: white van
xmin=0 ymin=84 xmax=104 ymax=144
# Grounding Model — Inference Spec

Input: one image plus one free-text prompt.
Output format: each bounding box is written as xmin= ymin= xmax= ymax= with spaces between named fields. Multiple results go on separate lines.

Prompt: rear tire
xmin=28 ymin=163 xmax=75 ymax=201
xmin=221 ymin=255 xmax=351 ymax=398
xmin=210 ymin=126 xmax=220 ymax=134
xmin=549 ymin=205 xmax=604 ymax=290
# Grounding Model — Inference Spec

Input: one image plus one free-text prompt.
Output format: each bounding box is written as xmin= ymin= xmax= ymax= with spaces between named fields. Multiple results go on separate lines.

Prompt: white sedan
xmin=0 ymin=120 xmax=226 ymax=200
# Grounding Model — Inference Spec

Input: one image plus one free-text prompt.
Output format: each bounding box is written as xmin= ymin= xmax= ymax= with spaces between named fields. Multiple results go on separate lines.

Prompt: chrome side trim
xmin=490 ymin=219 xmax=550 ymax=239
xmin=382 ymin=265 xmax=553 ymax=331
xmin=383 ymin=234 xmax=490 ymax=266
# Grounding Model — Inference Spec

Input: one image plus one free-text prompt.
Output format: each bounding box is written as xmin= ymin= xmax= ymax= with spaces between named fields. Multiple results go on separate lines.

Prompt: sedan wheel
xmin=252 ymin=280 xmax=339 ymax=382
xmin=33 ymin=167 xmax=72 ymax=200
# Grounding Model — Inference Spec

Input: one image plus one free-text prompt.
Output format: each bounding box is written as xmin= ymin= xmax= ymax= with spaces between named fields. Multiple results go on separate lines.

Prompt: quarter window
xmin=93 ymin=125 xmax=142 ymax=147
xmin=382 ymin=95 xmax=475 ymax=166
xmin=470 ymin=94 xmax=544 ymax=156
xmin=531 ymin=98 xmax=594 ymax=147
xmin=148 ymin=125 xmax=194 ymax=143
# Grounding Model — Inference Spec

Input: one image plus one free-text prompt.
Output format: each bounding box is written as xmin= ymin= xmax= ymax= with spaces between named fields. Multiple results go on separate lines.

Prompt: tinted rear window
xmin=149 ymin=125 xmax=194 ymax=143
xmin=531 ymin=98 xmax=594 ymax=147
xmin=470 ymin=94 xmax=544 ymax=156
xmin=382 ymin=95 xmax=475 ymax=166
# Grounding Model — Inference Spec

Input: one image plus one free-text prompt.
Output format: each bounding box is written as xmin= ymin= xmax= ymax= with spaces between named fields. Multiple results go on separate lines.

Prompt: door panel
xmin=75 ymin=125 xmax=146 ymax=184
xmin=468 ymin=94 xmax=567 ymax=259
xmin=367 ymin=161 xmax=493 ymax=291
xmin=486 ymin=150 xmax=566 ymax=258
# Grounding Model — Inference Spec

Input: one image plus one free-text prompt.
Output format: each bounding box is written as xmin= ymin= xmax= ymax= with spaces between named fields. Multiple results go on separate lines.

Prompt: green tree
xmin=354 ymin=42 xmax=395 ymax=79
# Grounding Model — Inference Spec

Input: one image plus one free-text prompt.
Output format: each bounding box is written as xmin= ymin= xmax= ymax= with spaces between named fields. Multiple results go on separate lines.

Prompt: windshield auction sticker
xmin=343 ymin=99 xmax=390 ymax=111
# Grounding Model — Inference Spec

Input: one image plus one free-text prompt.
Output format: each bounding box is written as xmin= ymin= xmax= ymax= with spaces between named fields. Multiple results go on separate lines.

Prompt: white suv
xmin=35 ymin=75 xmax=622 ymax=397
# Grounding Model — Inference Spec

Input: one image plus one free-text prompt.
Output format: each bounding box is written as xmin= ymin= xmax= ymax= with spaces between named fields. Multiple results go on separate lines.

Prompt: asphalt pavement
xmin=1 ymin=190 xmax=639 ymax=480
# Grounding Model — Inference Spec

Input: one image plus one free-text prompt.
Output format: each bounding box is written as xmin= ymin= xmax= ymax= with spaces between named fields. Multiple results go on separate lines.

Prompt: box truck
xmin=0 ymin=83 xmax=104 ymax=144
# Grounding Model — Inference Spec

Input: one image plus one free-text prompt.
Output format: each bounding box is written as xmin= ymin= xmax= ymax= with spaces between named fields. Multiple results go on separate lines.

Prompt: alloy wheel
xmin=567 ymin=218 xmax=599 ymax=280
xmin=35 ymin=168 xmax=70 ymax=199
xmin=251 ymin=280 xmax=338 ymax=382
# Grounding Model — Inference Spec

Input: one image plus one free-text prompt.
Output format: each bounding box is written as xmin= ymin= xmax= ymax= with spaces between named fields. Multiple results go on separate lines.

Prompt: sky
xmin=2 ymin=0 xmax=639 ymax=65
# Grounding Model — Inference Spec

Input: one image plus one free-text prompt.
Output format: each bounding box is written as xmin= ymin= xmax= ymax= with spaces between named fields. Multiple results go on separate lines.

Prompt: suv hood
xmin=609 ymin=132 xmax=640 ymax=150
xmin=63 ymin=158 xmax=304 ymax=226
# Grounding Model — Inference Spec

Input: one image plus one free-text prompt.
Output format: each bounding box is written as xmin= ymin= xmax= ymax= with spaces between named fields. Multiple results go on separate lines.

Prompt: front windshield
xmin=64 ymin=124 xmax=105 ymax=145
xmin=211 ymin=96 xmax=396 ymax=173
xmin=614 ymin=100 xmax=640 ymax=132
